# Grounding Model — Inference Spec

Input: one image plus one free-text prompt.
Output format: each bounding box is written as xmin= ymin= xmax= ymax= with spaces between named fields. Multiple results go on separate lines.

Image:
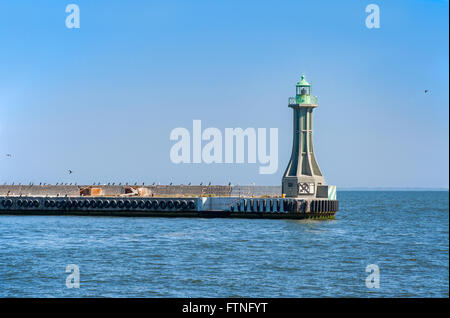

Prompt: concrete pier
xmin=0 ymin=194 xmax=338 ymax=220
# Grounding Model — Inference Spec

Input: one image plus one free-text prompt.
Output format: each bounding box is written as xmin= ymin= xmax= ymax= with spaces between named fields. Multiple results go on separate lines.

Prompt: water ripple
xmin=0 ymin=191 xmax=448 ymax=297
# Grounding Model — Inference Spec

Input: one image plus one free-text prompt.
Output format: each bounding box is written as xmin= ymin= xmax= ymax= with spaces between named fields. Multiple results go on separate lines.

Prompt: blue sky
xmin=0 ymin=0 xmax=448 ymax=188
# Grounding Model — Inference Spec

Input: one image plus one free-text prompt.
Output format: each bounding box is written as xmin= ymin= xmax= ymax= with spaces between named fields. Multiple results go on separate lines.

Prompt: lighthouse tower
xmin=282 ymin=75 xmax=326 ymax=198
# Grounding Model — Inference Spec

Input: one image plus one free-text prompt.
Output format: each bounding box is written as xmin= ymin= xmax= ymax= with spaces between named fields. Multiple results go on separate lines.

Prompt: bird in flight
xmin=68 ymin=170 xmax=73 ymax=174
xmin=6 ymin=154 xmax=12 ymax=158
xmin=425 ymin=89 xmax=430 ymax=94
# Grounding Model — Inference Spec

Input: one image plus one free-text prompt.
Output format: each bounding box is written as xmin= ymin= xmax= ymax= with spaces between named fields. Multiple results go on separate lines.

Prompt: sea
xmin=0 ymin=191 xmax=448 ymax=297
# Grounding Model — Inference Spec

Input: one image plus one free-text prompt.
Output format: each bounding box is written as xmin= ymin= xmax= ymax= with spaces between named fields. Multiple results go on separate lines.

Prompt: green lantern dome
xmin=296 ymin=75 xmax=310 ymax=87
xmin=289 ymin=74 xmax=317 ymax=105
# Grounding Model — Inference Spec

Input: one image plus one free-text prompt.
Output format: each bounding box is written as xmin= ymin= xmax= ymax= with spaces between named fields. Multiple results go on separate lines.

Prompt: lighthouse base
xmin=281 ymin=176 xmax=329 ymax=199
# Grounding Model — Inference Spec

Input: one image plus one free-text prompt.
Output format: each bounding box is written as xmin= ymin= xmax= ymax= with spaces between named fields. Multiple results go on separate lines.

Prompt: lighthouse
xmin=282 ymin=75 xmax=327 ymax=198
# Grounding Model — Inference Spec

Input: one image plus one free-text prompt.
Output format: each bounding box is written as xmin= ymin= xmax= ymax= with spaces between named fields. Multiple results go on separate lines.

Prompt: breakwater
xmin=0 ymin=185 xmax=337 ymax=219
xmin=0 ymin=195 xmax=338 ymax=219
xmin=0 ymin=185 xmax=281 ymax=197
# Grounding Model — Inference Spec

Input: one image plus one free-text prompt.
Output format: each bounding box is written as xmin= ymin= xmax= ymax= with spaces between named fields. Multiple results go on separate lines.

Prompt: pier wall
xmin=0 ymin=185 xmax=281 ymax=197
xmin=0 ymin=194 xmax=338 ymax=219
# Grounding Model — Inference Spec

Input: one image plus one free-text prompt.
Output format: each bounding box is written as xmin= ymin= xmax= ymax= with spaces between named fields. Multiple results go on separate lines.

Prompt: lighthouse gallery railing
xmin=288 ymin=96 xmax=318 ymax=105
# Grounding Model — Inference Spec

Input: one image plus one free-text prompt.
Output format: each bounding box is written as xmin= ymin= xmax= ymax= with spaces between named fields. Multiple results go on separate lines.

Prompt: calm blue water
xmin=0 ymin=191 xmax=448 ymax=297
